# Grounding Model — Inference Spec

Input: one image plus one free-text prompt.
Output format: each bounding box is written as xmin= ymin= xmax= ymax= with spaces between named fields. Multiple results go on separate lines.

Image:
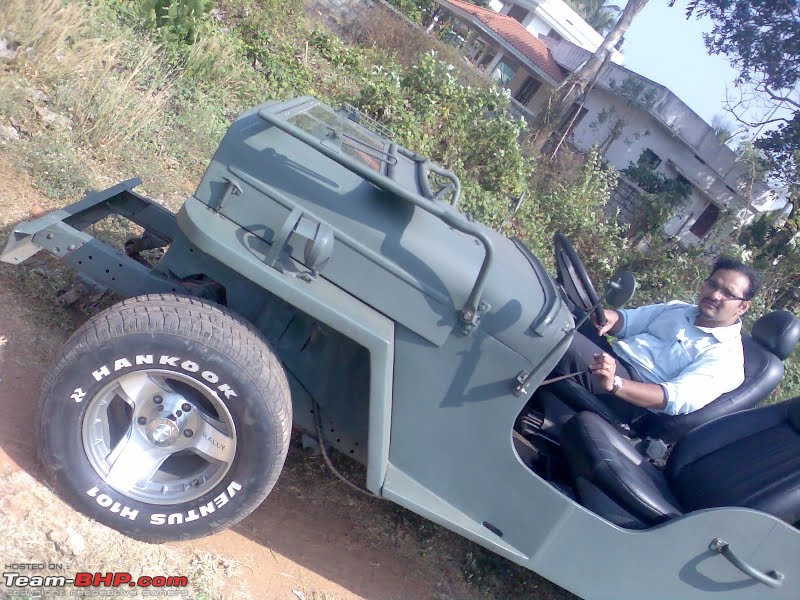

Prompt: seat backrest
xmin=635 ymin=310 xmax=800 ymax=443
xmin=665 ymin=396 xmax=800 ymax=525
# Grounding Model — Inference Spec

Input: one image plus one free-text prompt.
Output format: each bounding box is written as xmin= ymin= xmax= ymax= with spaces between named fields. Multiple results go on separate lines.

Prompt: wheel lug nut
xmin=153 ymin=395 xmax=163 ymax=404
xmin=137 ymin=417 xmax=147 ymax=425
xmin=183 ymin=429 xmax=194 ymax=438
xmin=157 ymin=405 xmax=164 ymax=411
xmin=175 ymin=410 xmax=182 ymax=417
xmin=181 ymin=403 xmax=191 ymax=412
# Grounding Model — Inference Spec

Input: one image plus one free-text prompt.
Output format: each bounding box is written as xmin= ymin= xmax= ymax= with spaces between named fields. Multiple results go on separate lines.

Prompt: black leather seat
xmin=561 ymin=397 xmax=800 ymax=530
xmin=554 ymin=310 xmax=800 ymax=443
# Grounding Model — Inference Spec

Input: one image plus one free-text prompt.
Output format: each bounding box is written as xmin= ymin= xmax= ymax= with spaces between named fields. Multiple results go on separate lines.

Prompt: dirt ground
xmin=0 ymin=156 xmax=573 ymax=600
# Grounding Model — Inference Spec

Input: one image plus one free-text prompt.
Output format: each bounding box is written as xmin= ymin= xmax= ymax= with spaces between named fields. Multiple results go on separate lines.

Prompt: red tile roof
xmin=441 ymin=0 xmax=566 ymax=83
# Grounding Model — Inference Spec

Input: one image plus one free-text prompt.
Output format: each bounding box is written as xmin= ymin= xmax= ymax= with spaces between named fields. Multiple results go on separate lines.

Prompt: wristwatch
xmin=611 ymin=375 xmax=624 ymax=395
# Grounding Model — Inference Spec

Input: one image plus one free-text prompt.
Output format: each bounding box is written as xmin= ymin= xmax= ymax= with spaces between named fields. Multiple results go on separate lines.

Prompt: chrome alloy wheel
xmin=82 ymin=370 xmax=237 ymax=504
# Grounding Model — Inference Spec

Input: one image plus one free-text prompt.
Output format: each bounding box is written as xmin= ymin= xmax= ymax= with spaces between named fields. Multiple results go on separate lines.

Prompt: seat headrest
xmin=752 ymin=311 xmax=800 ymax=361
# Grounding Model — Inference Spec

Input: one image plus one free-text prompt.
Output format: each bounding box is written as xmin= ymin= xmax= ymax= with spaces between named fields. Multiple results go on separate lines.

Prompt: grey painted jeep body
xmin=4 ymin=97 xmax=798 ymax=599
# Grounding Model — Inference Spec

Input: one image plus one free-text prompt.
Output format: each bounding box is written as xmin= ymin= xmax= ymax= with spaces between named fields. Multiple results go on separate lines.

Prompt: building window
xmin=547 ymin=29 xmax=563 ymax=42
xmin=689 ymin=203 xmax=720 ymax=238
xmin=639 ymin=149 xmax=661 ymax=169
xmin=507 ymin=5 xmax=529 ymax=23
xmin=514 ymin=76 xmax=542 ymax=106
xmin=491 ymin=61 xmax=516 ymax=88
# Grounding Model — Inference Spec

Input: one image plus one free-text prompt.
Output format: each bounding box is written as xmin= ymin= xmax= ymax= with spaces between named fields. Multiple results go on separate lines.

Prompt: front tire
xmin=37 ymin=294 xmax=292 ymax=542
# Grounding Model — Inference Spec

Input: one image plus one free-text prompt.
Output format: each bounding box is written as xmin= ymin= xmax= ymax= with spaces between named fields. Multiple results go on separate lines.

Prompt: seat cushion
xmin=546 ymin=379 xmax=629 ymax=427
xmin=561 ymin=412 xmax=683 ymax=527
xmin=667 ymin=398 xmax=800 ymax=524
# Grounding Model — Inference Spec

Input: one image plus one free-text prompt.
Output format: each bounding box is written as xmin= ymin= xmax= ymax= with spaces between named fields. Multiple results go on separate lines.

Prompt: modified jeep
xmin=4 ymin=96 xmax=800 ymax=600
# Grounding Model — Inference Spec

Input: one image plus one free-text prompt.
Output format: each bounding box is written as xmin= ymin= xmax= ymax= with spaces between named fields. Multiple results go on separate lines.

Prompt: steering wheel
xmin=554 ymin=232 xmax=607 ymax=326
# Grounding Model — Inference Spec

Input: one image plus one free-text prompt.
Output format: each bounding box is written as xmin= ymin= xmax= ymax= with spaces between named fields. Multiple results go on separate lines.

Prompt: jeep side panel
xmin=382 ymin=319 xmax=800 ymax=598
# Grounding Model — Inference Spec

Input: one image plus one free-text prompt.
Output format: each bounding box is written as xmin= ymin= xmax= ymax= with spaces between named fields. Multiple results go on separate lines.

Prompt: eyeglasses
xmin=703 ymin=278 xmax=747 ymax=302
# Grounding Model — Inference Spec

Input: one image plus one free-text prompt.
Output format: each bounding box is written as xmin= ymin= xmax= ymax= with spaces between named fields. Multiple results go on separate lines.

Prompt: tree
xmin=573 ymin=0 xmax=623 ymax=34
xmin=711 ymin=114 xmax=733 ymax=144
xmin=534 ymin=0 xmax=650 ymax=151
xmin=676 ymin=0 xmax=799 ymax=90
xmin=672 ymin=2 xmax=800 ymax=316
xmin=735 ymin=141 xmax=771 ymax=205
xmin=671 ymin=1 xmax=800 ymax=195
xmin=591 ymin=6 xmax=623 ymax=35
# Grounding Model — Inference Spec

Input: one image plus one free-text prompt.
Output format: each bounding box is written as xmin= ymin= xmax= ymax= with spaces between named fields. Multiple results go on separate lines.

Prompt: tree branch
xmin=722 ymin=84 xmax=797 ymax=128
xmin=759 ymin=85 xmax=800 ymax=110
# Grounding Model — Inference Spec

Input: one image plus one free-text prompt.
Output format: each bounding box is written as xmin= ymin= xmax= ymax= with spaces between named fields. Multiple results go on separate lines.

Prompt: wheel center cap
xmin=147 ymin=419 xmax=179 ymax=446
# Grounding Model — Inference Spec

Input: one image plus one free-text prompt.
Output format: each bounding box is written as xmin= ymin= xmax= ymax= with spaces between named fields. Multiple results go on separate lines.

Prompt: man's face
xmin=697 ymin=268 xmax=751 ymax=326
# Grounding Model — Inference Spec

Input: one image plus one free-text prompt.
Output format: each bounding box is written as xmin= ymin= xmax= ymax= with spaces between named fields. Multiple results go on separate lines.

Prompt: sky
xmin=621 ymin=1 xmax=793 ymax=201
xmin=621 ymin=2 xmax=743 ymax=131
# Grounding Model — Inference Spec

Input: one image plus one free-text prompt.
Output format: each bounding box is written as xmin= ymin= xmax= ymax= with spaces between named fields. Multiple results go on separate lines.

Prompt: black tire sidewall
xmin=40 ymin=331 xmax=285 ymax=541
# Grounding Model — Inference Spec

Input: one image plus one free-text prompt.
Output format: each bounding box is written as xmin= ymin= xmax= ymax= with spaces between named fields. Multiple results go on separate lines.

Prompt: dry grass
xmin=341 ymin=3 xmax=433 ymax=68
xmin=0 ymin=5 xmax=364 ymax=593
xmin=68 ymin=43 xmax=175 ymax=148
xmin=1 ymin=0 xmax=172 ymax=149
xmin=0 ymin=0 xmax=122 ymax=85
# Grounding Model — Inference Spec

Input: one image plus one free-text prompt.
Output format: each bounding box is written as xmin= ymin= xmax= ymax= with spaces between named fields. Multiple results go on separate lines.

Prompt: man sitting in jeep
xmin=551 ymin=257 xmax=761 ymax=422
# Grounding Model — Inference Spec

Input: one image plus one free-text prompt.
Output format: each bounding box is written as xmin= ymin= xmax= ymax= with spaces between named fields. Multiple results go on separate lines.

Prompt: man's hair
xmin=710 ymin=256 xmax=761 ymax=300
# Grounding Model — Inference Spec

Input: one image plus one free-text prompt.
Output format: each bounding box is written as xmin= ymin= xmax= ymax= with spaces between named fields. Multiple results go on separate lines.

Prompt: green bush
xmin=310 ymin=29 xmax=363 ymax=69
xmin=618 ymin=240 xmax=709 ymax=306
xmin=105 ymin=0 xmax=214 ymax=44
xmin=383 ymin=0 xmax=427 ymax=23
xmin=143 ymin=0 xmax=213 ymax=43
xmin=356 ymin=53 xmax=527 ymax=196
xmin=516 ymin=148 xmax=628 ymax=281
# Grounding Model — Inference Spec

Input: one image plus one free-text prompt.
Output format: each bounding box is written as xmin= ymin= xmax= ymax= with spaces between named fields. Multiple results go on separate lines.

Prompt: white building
xmin=436 ymin=0 xmax=779 ymax=245
xmin=488 ymin=0 xmax=624 ymax=63
xmin=545 ymin=37 xmax=777 ymax=244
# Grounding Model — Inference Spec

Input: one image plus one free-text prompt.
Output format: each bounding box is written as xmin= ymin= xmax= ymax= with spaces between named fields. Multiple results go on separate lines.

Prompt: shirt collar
xmin=688 ymin=305 xmax=742 ymax=341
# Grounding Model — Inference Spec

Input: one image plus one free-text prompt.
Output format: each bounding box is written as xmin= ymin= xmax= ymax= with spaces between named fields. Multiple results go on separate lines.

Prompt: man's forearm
xmin=591 ymin=351 xmax=666 ymax=410
xmin=614 ymin=379 xmax=666 ymax=410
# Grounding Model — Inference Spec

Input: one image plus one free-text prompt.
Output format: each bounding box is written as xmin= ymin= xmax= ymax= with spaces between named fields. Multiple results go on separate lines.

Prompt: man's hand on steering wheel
xmin=590 ymin=352 xmax=618 ymax=393
xmin=593 ymin=309 xmax=622 ymax=337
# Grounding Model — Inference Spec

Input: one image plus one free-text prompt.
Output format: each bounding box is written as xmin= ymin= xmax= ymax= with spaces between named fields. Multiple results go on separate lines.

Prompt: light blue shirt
xmin=612 ymin=301 xmax=744 ymax=416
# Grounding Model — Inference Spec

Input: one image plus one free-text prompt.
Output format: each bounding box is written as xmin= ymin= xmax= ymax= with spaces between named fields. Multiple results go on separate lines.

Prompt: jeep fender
xmin=176 ymin=197 xmax=394 ymax=494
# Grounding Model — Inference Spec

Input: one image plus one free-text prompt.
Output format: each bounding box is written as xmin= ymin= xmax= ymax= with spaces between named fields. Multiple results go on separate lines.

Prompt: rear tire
xmin=37 ymin=294 xmax=292 ymax=542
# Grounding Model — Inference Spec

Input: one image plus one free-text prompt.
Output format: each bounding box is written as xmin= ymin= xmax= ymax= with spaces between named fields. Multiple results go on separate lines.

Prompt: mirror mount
xmin=604 ymin=270 xmax=637 ymax=310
